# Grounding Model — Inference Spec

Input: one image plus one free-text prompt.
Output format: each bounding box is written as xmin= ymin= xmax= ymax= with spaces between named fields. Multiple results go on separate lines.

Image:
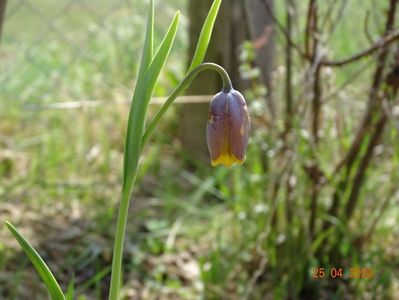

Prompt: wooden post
xmin=180 ymin=0 xmax=251 ymax=161
xmin=245 ymin=0 xmax=275 ymax=114
xmin=0 ymin=0 xmax=7 ymax=45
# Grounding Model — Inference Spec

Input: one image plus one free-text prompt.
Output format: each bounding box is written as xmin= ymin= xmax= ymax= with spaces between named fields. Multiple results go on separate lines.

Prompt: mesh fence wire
xmin=0 ymin=0 xmax=185 ymax=104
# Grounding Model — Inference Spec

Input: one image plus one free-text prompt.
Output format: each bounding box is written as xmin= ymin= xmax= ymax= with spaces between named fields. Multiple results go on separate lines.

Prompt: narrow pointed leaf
xmin=5 ymin=221 xmax=65 ymax=300
xmin=187 ymin=0 xmax=222 ymax=72
xmin=110 ymin=9 xmax=177 ymax=294
xmin=137 ymin=0 xmax=154 ymax=81
xmin=123 ymin=12 xmax=180 ymax=192
xmin=65 ymin=279 xmax=75 ymax=300
xmin=142 ymin=1 xmax=222 ymax=147
xmin=123 ymin=0 xmax=153 ymax=186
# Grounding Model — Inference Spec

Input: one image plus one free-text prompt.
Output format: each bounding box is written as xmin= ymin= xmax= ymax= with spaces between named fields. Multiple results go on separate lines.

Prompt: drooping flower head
xmin=206 ymin=89 xmax=250 ymax=167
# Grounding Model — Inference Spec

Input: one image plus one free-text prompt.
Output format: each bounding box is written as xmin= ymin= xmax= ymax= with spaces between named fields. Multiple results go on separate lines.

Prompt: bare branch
xmin=260 ymin=0 xmax=307 ymax=59
xmin=284 ymin=0 xmax=294 ymax=130
xmin=366 ymin=184 xmax=399 ymax=240
xmin=345 ymin=113 xmax=387 ymax=218
xmin=326 ymin=0 xmax=348 ymax=36
xmin=321 ymin=29 xmax=399 ymax=66
xmin=323 ymin=0 xmax=398 ymax=235
xmin=304 ymin=0 xmax=317 ymax=57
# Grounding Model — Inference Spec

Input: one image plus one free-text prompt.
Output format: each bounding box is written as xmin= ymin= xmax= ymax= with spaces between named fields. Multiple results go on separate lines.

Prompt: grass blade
xmin=123 ymin=11 xmax=180 ymax=192
xmin=187 ymin=0 xmax=222 ymax=72
xmin=65 ymin=279 xmax=75 ymax=300
xmin=5 ymin=221 xmax=65 ymax=300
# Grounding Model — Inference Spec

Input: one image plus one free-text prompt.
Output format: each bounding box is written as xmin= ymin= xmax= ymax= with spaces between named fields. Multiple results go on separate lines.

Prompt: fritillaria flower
xmin=206 ymin=89 xmax=250 ymax=167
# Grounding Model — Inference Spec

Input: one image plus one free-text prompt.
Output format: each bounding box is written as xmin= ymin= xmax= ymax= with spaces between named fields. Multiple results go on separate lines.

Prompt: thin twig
xmin=324 ymin=61 xmax=373 ymax=103
xmin=332 ymin=0 xmax=398 ymax=177
xmin=260 ymin=0 xmax=307 ymax=59
xmin=243 ymin=152 xmax=295 ymax=300
xmin=366 ymin=184 xmax=398 ymax=240
xmin=262 ymin=0 xmax=399 ymax=69
xmin=382 ymin=93 xmax=399 ymax=136
xmin=284 ymin=0 xmax=294 ymax=132
xmin=364 ymin=10 xmax=374 ymax=45
xmin=321 ymin=29 xmax=399 ymax=66
xmin=323 ymin=0 xmax=398 ymax=235
xmin=345 ymin=112 xmax=387 ymax=218
xmin=327 ymin=0 xmax=348 ymax=36
xmin=320 ymin=0 xmax=339 ymax=31
xmin=304 ymin=0 xmax=316 ymax=58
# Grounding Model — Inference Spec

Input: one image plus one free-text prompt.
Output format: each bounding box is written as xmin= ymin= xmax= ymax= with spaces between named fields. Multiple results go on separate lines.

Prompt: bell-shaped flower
xmin=206 ymin=89 xmax=250 ymax=167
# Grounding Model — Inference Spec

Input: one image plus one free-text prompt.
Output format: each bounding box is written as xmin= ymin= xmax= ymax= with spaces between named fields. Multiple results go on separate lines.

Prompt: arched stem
xmin=141 ymin=62 xmax=232 ymax=149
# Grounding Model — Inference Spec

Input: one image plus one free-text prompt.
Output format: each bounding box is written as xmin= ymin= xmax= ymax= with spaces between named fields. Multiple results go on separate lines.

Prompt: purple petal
xmin=228 ymin=90 xmax=250 ymax=161
xmin=206 ymin=92 xmax=228 ymax=162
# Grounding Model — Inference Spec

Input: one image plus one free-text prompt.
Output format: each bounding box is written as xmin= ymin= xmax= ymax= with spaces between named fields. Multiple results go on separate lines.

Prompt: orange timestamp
xmin=312 ymin=267 xmax=374 ymax=279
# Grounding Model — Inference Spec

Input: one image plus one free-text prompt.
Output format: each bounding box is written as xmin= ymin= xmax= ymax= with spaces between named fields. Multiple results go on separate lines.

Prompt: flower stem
xmin=108 ymin=185 xmax=134 ymax=300
xmin=108 ymin=63 xmax=231 ymax=300
xmin=142 ymin=62 xmax=232 ymax=148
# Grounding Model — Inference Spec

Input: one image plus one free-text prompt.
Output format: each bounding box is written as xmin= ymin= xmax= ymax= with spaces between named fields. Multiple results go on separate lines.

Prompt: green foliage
xmin=187 ymin=0 xmax=222 ymax=73
xmin=142 ymin=0 xmax=224 ymax=147
xmin=5 ymin=221 xmax=65 ymax=300
xmin=1 ymin=0 xmax=398 ymax=299
xmin=123 ymin=8 xmax=180 ymax=193
xmin=4 ymin=0 xmax=225 ymax=299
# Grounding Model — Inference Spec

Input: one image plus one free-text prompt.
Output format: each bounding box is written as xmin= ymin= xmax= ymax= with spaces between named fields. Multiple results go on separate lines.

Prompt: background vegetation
xmin=1 ymin=0 xmax=398 ymax=299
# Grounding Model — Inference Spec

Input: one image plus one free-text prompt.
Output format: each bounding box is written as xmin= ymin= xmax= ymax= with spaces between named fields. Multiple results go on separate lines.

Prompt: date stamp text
xmin=312 ymin=267 xmax=374 ymax=279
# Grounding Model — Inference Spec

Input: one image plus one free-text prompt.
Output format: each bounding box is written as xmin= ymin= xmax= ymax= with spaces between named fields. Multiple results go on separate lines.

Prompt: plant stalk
xmin=142 ymin=62 xmax=232 ymax=148
xmin=108 ymin=185 xmax=134 ymax=300
xmin=109 ymin=62 xmax=231 ymax=300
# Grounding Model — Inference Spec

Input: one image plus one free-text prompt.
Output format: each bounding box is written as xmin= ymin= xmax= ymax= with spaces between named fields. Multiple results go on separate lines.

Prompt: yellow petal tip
xmin=211 ymin=154 xmax=245 ymax=167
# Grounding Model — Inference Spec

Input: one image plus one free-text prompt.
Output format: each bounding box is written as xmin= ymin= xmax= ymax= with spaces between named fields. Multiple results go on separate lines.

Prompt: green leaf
xmin=79 ymin=266 xmax=111 ymax=291
xmin=65 ymin=279 xmax=75 ymax=300
xmin=141 ymin=0 xmax=222 ymax=147
xmin=5 ymin=221 xmax=65 ymax=300
xmin=123 ymin=11 xmax=180 ymax=193
xmin=187 ymin=0 xmax=222 ymax=72
xmin=122 ymin=0 xmax=154 ymax=187
xmin=110 ymin=8 xmax=180 ymax=300
xmin=141 ymin=62 xmax=229 ymax=148
xmin=137 ymin=0 xmax=154 ymax=81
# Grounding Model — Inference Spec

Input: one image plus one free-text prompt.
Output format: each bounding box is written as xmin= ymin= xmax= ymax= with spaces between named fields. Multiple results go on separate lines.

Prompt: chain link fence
xmin=0 ymin=0 xmax=186 ymax=104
